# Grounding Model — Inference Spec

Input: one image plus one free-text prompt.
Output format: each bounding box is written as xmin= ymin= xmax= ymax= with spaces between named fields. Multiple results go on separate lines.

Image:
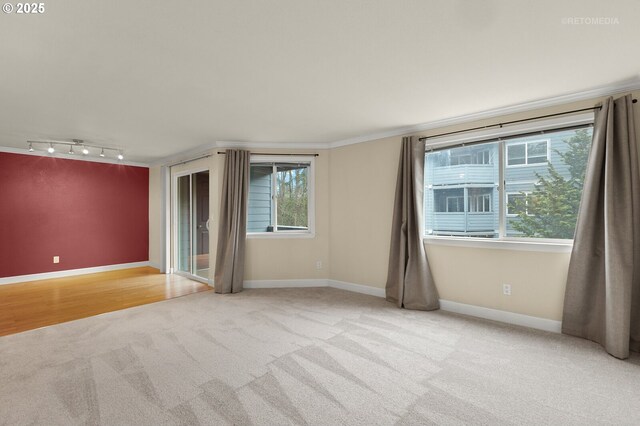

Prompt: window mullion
xmin=272 ymin=164 xmax=277 ymax=232
xmin=498 ymin=141 xmax=506 ymax=238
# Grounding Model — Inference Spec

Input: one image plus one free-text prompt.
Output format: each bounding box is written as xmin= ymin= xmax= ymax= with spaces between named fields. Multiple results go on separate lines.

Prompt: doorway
xmin=173 ymin=170 xmax=210 ymax=282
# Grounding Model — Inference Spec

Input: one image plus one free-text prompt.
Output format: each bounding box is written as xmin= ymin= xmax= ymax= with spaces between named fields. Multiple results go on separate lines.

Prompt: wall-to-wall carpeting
xmin=0 ymin=288 xmax=638 ymax=425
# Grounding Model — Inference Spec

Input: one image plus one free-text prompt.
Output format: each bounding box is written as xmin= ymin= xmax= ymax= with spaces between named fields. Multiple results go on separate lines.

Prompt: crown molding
xmin=215 ymin=140 xmax=328 ymax=150
xmin=328 ymin=77 xmax=640 ymax=149
xmin=149 ymin=141 xmax=218 ymax=168
xmin=0 ymin=146 xmax=149 ymax=167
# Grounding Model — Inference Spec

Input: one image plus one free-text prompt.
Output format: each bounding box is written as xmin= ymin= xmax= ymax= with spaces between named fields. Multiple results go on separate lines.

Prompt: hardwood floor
xmin=0 ymin=267 xmax=211 ymax=337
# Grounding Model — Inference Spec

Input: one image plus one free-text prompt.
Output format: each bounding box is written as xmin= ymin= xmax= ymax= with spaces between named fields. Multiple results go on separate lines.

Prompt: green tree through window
xmin=511 ymin=129 xmax=592 ymax=239
xmin=276 ymin=166 xmax=308 ymax=229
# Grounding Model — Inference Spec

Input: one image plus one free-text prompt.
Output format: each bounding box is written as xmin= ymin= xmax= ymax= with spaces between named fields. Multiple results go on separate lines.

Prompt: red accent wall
xmin=0 ymin=152 xmax=149 ymax=278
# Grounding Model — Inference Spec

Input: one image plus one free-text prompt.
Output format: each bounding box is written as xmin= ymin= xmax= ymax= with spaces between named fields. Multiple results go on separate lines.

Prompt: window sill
xmin=423 ymin=236 xmax=573 ymax=253
xmin=247 ymin=232 xmax=316 ymax=240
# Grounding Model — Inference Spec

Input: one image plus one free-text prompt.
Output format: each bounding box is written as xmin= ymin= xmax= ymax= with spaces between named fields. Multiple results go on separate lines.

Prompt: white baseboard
xmin=243 ymin=278 xmax=387 ymax=298
xmin=438 ymin=299 xmax=562 ymax=333
xmin=244 ymin=279 xmax=328 ymax=289
xmin=327 ymin=279 xmax=386 ymax=298
xmin=242 ymin=278 xmax=560 ymax=333
xmin=0 ymin=261 xmax=151 ymax=285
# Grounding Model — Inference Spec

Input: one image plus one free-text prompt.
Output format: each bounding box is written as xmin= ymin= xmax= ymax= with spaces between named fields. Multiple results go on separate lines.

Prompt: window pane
xmin=276 ymin=165 xmax=308 ymax=231
xmin=469 ymin=188 xmax=492 ymax=213
xmin=176 ymin=175 xmax=191 ymax=272
xmin=505 ymin=127 xmax=593 ymax=238
xmin=248 ymin=164 xmax=273 ymax=232
xmin=447 ymin=195 xmax=464 ymax=212
xmin=425 ymin=142 xmax=499 ymax=238
xmin=507 ymin=144 xmax=526 ymax=165
xmin=507 ymin=193 xmax=526 ymax=215
xmin=527 ymin=141 xmax=548 ymax=163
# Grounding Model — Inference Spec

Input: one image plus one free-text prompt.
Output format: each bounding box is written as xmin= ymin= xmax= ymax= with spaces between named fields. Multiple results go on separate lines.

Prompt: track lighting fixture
xmin=27 ymin=140 xmax=124 ymax=162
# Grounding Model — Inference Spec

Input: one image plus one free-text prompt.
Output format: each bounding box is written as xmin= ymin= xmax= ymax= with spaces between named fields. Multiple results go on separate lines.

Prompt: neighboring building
xmin=424 ymin=128 xmax=593 ymax=238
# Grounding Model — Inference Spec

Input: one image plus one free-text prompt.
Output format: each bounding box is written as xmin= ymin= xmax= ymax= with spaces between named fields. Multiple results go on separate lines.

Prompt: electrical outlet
xmin=316 ymin=261 xmax=322 ymax=270
xmin=53 ymin=256 xmax=60 ymax=264
xmin=502 ymin=284 xmax=512 ymax=296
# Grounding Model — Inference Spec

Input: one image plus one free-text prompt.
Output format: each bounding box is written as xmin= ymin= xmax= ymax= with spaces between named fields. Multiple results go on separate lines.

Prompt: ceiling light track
xmin=26 ymin=140 xmax=124 ymax=161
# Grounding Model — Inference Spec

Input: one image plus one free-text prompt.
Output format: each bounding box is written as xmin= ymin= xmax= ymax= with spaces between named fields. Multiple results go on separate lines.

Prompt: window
xmin=446 ymin=196 xmax=464 ymax=212
xmin=434 ymin=188 xmax=464 ymax=212
xmin=432 ymin=145 xmax=494 ymax=167
xmin=506 ymin=140 xmax=549 ymax=166
xmin=506 ymin=192 xmax=529 ymax=216
xmin=425 ymin=122 xmax=594 ymax=241
xmin=469 ymin=189 xmax=492 ymax=213
xmin=247 ymin=156 xmax=314 ymax=236
xmin=450 ymin=149 xmax=491 ymax=165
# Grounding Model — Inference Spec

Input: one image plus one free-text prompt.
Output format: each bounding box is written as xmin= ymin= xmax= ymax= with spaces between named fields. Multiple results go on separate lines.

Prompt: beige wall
xmin=328 ymin=137 xmax=399 ymax=287
xmin=426 ymin=245 xmax=570 ymax=320
xmin=328 ymin=90 xmax=640 ymax=321
xmin=148 ymin=166 xmax=162 ymax=268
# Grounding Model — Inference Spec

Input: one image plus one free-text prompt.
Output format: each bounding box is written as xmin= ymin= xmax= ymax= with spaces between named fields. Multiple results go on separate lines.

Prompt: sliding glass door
xmin=175 ymin=170 xmax=210 ymax=282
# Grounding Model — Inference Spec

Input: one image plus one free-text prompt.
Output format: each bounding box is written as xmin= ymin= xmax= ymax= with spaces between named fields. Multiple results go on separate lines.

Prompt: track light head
xmin=47 ymin=144 xmax=55 ymax=154
xmin=28 ymin=143 xmax=34 ymax=152
xmin=117 ymin=152 xmax=124 ymax=161
xmin=81 ymin=147 xmax=89 ymax=155
xmin=68 ymin=146 xmax=75 ymax=155
xmin=100 ymin=148 xmax=105 ymax=157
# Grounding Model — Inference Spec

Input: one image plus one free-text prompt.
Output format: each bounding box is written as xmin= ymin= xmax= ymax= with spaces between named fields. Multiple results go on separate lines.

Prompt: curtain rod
xmin=425 ymin=123 xmax=593 ymax=152
xmin=217 ymin=152 xmax=319 ymax=157
xmin=420 ymin=99 xmax=637 ymax=141
xmin=167 ymin=154 xmax=212 ymax=168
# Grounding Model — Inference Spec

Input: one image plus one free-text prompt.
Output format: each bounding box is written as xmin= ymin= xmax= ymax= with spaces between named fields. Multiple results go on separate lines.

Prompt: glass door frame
xmin=171 ymin=167 xmax=211 ymax=285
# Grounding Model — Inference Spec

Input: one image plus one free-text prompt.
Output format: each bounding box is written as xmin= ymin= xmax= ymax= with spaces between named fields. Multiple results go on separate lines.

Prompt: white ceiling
xmin=0 ymin=0 xmax=638 ymax=163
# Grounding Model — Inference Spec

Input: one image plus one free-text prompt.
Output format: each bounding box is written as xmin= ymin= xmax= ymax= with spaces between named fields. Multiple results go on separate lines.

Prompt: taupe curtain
xmin=214 ymin=149 xmax=250 ymax=294
xmin=386 ymin=136 xmax=440 ymax=310
xmin=562 ymin=95 xmax=640 ymax=359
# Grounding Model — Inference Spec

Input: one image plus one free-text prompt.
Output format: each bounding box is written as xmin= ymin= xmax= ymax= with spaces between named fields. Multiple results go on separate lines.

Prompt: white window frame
xmin=422 ymin=111 xmax=594 ymax=252
xmin=476 ymin=149 xmax=491 ymax=165
xmin=247 ymin=155 xmax=315 ymax=239
xmin=469 ymin=192 xmax=492 ymax=213
xmin=506 ymin=192 xmax=531 ymax=216
xmin=445 ymin=195 xmax=464 ymax=213
xmin=506 ymin=139 xmax=550 ymax=167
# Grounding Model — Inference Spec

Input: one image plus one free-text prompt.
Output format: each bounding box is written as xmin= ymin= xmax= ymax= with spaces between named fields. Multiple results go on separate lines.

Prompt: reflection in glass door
xmin=175 ymin=170 xmax=210 ymax=281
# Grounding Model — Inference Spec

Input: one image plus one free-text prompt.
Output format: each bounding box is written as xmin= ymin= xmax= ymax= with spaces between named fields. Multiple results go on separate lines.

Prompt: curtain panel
xmin=562 ymin=95 xmax=639 ymax=359
xmin=214 ymin=149 xmax=250 ymax=294
xmin=386 ymin=136 xmax=440 ymax=310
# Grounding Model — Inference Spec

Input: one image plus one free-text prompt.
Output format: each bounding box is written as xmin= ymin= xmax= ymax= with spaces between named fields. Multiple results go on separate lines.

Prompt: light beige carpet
xmin=1 ymin=287 xmax=639 ymax=425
